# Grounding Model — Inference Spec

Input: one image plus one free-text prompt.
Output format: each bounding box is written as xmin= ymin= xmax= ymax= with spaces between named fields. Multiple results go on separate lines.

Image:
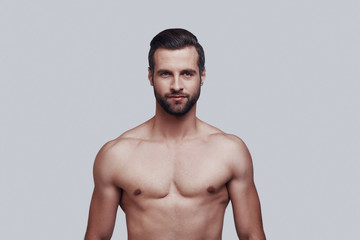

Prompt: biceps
xmin=86 ymin=186 xmax=121 ymax=238
xmin=229 ymin=180 xmax=260 ymax=213
xmin=228 ymin=179 xmax=262 ymax=231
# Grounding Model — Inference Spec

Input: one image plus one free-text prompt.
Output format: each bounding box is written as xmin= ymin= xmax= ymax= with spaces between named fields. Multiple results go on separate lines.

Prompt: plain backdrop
xmin=1 ymin=0 xmax=359 ymax=239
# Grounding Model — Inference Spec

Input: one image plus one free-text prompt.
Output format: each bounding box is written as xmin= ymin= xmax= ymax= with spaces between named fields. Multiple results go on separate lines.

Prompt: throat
xmin=150 ymin=115 xmax=201 ymax=141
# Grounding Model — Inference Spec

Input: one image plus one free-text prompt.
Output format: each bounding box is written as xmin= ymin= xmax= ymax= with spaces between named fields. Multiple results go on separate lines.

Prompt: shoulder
xmin=93 ymin=131 xmax=145 ymax=184
xmin=197 ymin=120 xmax=249 ymax=153
xmin=196 ymin=119 xmax=250 ymax=153
xmin=206 ymin=132 xmax=253 ymax=176
xmin=208 ymin=132 xmax=250 ymax=157
xmin=94 ymin=118 xmax=154 ymax=169
xmin=94 ymin=130 xmax=145 ymax=165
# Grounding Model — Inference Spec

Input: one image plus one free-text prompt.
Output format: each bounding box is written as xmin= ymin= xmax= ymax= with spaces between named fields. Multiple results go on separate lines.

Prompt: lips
xmin=167 ymin=94 xmax=187 ymax=101
xmin=168 ymin=95 xmax=187 ymax=101
xmin=168 ymin=95 xmax=186 ymax=98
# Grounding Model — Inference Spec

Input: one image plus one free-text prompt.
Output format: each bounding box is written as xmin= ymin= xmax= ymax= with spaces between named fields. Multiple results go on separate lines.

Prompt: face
xmin=149 ymin=46 xmax=206 ymax=116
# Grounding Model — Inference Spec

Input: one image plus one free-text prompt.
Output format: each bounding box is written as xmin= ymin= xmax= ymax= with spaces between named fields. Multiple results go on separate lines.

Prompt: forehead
xmin=153 ymin=46 xmax=199 ymax=71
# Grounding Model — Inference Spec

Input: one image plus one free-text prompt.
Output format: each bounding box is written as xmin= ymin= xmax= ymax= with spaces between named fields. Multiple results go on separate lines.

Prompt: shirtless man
xmin=85 ymin=28 xmax=266 ymax=240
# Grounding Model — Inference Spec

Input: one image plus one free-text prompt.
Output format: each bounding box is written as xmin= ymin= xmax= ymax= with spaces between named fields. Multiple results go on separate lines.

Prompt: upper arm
xmin=85 ymin=142 xmax=122 ymax=240
xmin=226 ymin=136 xmax=266 ymax=240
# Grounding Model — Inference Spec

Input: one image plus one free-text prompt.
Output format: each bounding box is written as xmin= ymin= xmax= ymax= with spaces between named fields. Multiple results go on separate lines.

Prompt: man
xmin=85 ymin=28 xmax=266 ymax=240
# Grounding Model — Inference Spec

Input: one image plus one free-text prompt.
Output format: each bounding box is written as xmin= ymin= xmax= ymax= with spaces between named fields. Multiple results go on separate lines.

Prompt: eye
xmin=160 ymin=72 xmax=170 ymax=77
xmin=184 ymin=72 xmax=193 ymax=77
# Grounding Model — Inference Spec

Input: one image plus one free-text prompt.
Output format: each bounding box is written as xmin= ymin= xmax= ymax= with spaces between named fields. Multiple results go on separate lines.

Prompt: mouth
xmin=167 ymin=95 xmax=187 ymax=101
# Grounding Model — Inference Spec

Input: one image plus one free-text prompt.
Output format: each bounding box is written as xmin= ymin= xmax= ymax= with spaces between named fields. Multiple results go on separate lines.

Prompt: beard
xmin=153 ymin=84 xmax=201 ymax=116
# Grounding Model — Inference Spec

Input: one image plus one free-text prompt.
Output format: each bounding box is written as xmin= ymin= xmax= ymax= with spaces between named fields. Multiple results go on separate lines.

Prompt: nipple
xmin=134 ymin=189 xmax=142 ymax=196
xmin=207 ymin=186 xmax=216 ymax=194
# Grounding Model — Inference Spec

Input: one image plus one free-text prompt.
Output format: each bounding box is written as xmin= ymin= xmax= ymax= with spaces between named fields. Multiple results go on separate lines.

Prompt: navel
xmin=133 ymin=189 xmax=142 ymax=196
xmin=207 ymin=186 xmax=216 ymax=194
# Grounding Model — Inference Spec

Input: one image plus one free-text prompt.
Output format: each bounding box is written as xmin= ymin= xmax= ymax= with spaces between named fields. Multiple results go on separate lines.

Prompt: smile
xmin=168 ymin=95 xmax=187 ymax=101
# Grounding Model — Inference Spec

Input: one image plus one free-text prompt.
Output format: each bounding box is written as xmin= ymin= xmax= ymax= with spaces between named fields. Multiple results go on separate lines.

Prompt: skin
xmin=85 ymin=46 xmax=266 ymax=240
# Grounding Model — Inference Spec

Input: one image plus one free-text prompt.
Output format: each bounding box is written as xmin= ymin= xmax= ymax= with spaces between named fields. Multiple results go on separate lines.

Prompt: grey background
xmin=1 ymin=0 xmax=359 ymax=239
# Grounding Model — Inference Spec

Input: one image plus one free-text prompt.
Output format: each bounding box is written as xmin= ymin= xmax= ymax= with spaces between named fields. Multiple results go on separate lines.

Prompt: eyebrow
xmin=156 ymin=69 xmax=170 ymax=74
xmin=181 ymin=69 xmax=197 ymax=74
xmin=156 ymin=69 xmax=198 ymax=74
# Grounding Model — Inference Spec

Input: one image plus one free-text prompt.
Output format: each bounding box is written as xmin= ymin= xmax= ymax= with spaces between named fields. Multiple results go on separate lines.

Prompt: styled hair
xmin=148 ymin=28 xmax=205 ymax=74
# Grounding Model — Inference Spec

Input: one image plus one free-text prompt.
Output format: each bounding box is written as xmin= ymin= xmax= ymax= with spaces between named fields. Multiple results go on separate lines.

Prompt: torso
xmin=108 ymin=122 xmax=238 ymax=240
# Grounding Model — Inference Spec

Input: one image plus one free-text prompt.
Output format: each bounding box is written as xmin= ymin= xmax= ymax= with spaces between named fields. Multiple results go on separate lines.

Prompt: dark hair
xmin=148 ymin=28 xmax=205 ymax=74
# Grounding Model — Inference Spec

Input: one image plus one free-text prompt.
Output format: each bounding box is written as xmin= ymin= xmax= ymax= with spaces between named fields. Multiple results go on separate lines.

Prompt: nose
xmin=170 ymin=75 xmax=184 ymax=92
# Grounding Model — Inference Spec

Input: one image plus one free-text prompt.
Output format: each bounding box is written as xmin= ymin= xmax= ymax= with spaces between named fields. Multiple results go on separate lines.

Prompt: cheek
xmin=153 ymin=80 xmax=168 ymax=92
xmin=186 ymin=81 xmax=201 ymax=92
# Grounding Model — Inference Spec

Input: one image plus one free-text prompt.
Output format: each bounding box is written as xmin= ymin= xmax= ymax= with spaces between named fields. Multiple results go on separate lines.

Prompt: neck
xmin=150 ymin=103 xmax=199 ymax=141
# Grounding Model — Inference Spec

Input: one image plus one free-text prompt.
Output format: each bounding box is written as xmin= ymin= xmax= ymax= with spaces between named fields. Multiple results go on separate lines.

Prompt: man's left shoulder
xmin=198 ymin=120 xmax=250 ymax=155
xmin=208 ymin=132 xmax=248 ymax=151
xmin=207 ymin=132 xmax=252 ymax=167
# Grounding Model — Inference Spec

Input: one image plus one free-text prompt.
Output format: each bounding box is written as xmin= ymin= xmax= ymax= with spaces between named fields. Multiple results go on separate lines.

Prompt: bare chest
xmin=116 ymin=142 xmax=232 ymax=199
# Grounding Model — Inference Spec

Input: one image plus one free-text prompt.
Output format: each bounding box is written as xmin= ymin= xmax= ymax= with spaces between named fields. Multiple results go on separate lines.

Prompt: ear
xmin=200 ymin=67 xmax=206 ymax=86
xmin=148 ymin=67 xmax=154 ymax=86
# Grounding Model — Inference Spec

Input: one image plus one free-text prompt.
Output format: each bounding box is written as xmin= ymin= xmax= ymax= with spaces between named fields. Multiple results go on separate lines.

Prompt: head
xmin=148 ymin=28 xmax=206 ymax=116
xmin=148 ymin=28 xmax=205 ymax=76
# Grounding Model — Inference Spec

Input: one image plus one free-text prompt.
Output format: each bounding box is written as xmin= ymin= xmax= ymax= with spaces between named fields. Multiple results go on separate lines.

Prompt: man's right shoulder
xmin=96 ymin=135 xmax=140 ymax=163
xmin=94 ymin=120 xmax=152 ymax=173
xmin=96 ymin=121 xmax=151 ymax=163
xmin=92 ymin=134 xmax=143 ymax=184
